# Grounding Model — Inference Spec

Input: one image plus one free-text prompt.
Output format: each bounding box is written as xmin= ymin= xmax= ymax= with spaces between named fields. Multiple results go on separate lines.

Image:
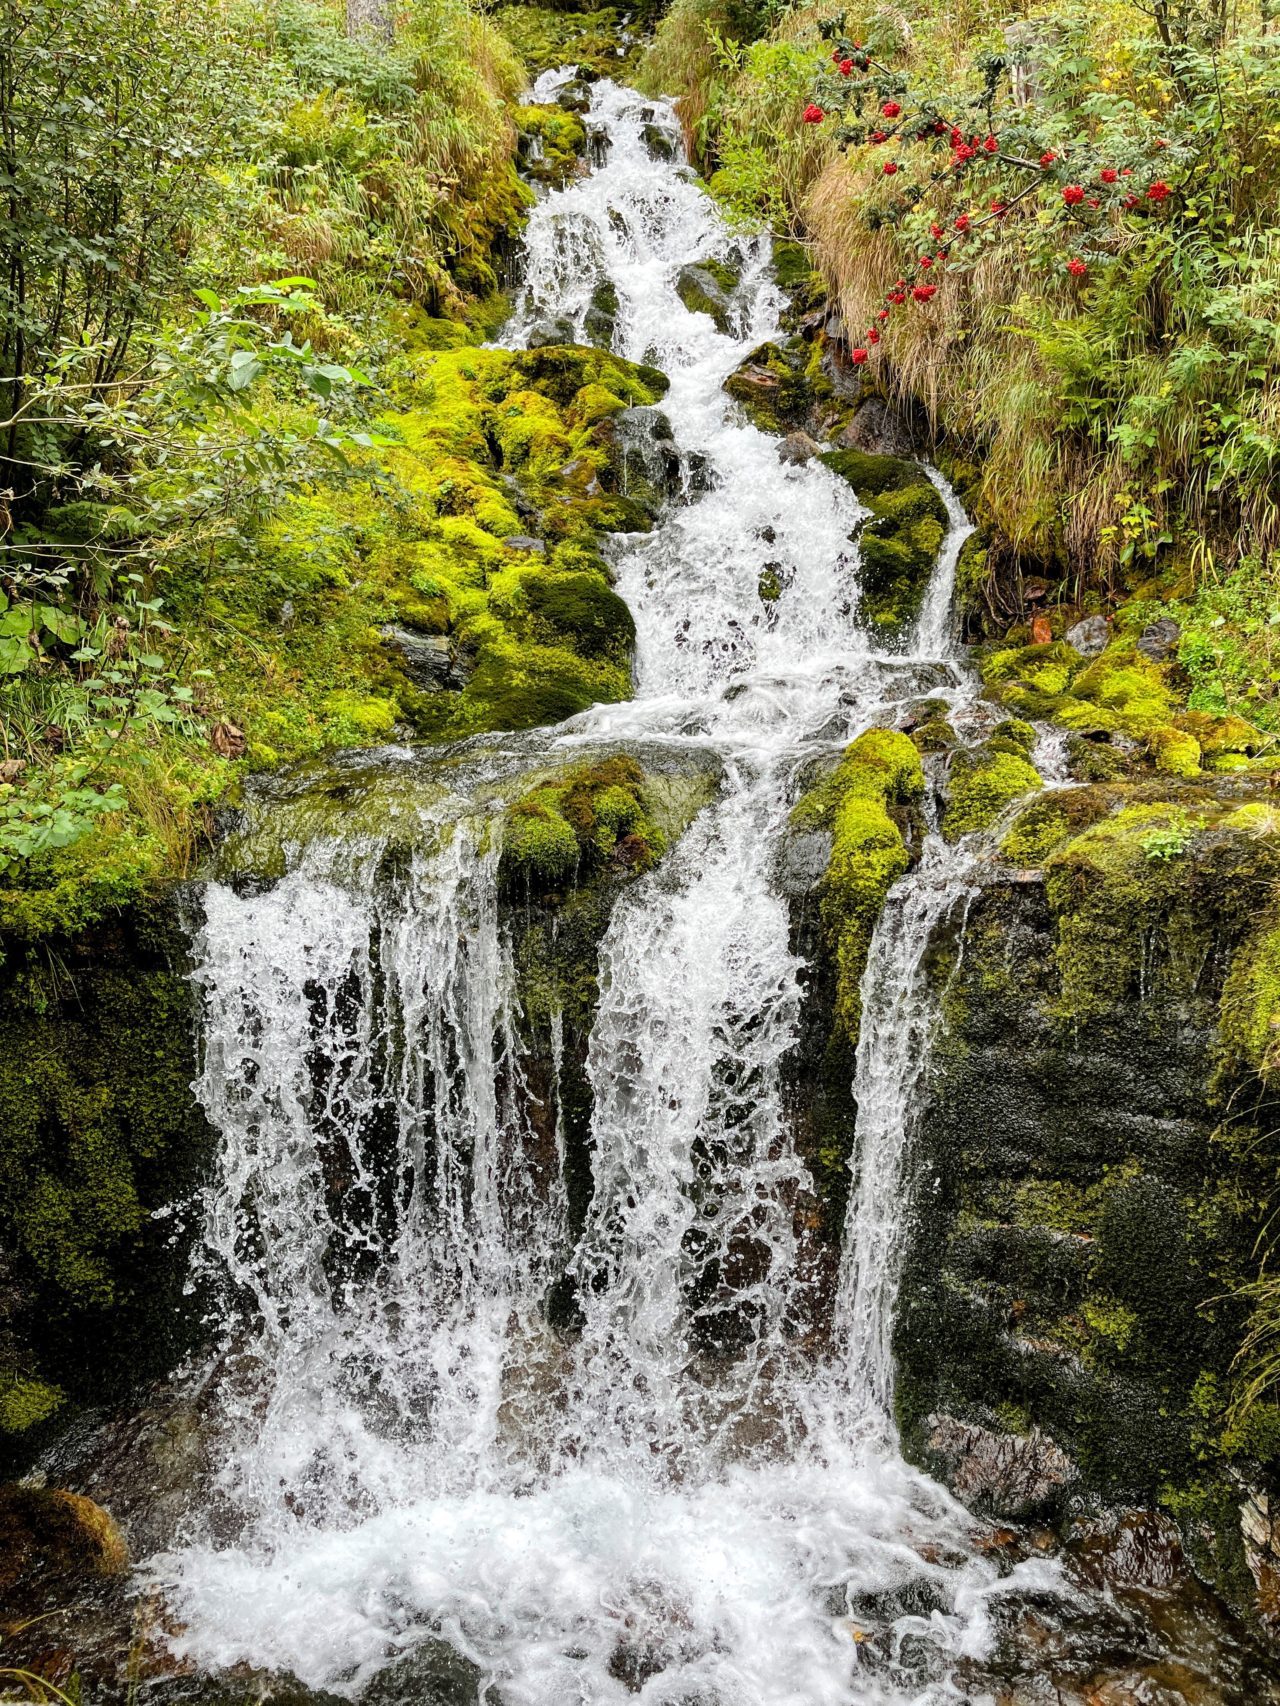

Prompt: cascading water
xmin=150 ymin=76 xmax=1056 ymax=1704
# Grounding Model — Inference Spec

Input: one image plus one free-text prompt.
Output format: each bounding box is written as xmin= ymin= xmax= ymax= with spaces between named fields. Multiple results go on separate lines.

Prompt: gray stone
xmin=502 ymin=535 xmax=546 ymax=554
xmin=1136 ymin=616 xmax=1180 ymax=662
xmin=675 ymin=261 xmax=740 ymax=336
xmin=774 ymin=827 xmax=833 ymax=896
xmin=640 ymin=121 xmax=678 ymax=161
xmin=833 ymin=395 xmax=914 ymax=459
xmin=1065 ymin=614 xmax=1110 ymax=657
xmin=525 ymin=316 xmax=577 ymax=348
xmin=926 ymin=1414 xmax=1078 ymax=1520
xmin=379 ymin=626 xmax=472 ymax=691
xmin=777 ymin=431 xmax=823 ymax=466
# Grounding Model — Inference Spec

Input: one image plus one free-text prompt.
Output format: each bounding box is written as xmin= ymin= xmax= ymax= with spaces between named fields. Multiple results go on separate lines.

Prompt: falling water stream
xmin=149 ymin=77 xmax=1062 ymax=1704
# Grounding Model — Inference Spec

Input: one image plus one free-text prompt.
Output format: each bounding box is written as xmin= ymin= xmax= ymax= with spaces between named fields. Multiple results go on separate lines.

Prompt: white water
xmin=150 ymin=79 xmax=1056 ymax=1704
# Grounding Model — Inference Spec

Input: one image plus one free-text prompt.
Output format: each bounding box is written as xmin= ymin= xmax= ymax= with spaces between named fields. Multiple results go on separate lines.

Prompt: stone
xmin=1065 ymin=614 xmax=1110 ymax=656
xmin=610 ymin=405 xmax=681 ymax=512
xmin=774 ymin=828 xmax=833 ymax=896
xmin=640 ymin=121 xmax=677 ymax=161
xmin=1068 ymin=1508 xmax=1189 ymax=1594
xmin=1136 ymin=616 xmax=1181 ymax=662
xmin=925 ymin=1415 xmax=1078 ymax=1519
xmin=379 ymin=626 xmax=472 ymax=691
xmin=525 ymin=316 xmax=577 ymax=348
xmin=832 ymin=396 xmax=914 ymax=459
xmin=502 ymin=535 xmax=546 ymax=553
xmin=777 ymin=431 xmax=822 ymax=465
xmin=0 ymin=1484 xmax=128 ymax=1613
xmin=675 ymin=261 xmax=741 ymax=336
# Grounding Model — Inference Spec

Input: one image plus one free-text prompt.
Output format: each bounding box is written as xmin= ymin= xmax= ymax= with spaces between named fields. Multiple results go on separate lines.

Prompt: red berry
xmin=954 ymin=214 xmax=970 ymax=232
xmin=983 ymin=134 xmax=998 ymax=153
xmin=852 ymin=347 xmax=869 ymax=363
xmin=1040 ymin=150 xmax=1057 ymax=168
xmin=990 ymin=200 xmax=1006 ymax=216
xmin=881 ymin=101 xmax=901 ymax=118
xmin=1148 ymin=180 xmax=1171 ymax=200
xmin=1068 ymin=257 xmax=1088 ymax=277
xmin=1062 ymin=184 xmax=1085 ymax=205
xmin=1087 ymin=196 xmax=1100 ymax=207
xmin=930 ymin=222 xmax=944 ymax=239
xmin=883 ymin=160 xmax=899 ymax=175
xmin=877 ymin=308 xmax=890 ymax=319
xmin=869 ymin=129 xmax=888 ymax=143
xmin=868 ymin=327 xmax=880 ymax=344
xmin=912 ymin=283 xmax=937 ymax=302
xmin=802 ymin=104 xmax=825 ymax=125
xmin=1100 ymin=167 xmax=1118 ymax=184
xmin=839 ymin=58 xmax=854 ymax=75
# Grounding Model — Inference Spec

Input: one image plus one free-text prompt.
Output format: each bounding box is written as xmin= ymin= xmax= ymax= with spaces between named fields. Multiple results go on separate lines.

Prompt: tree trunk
xmin=345 ymin=0 xmax=394 ymax=43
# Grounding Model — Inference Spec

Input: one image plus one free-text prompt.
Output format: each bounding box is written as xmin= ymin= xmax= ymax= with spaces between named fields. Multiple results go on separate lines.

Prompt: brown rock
xmin=926 ymin=1413 xmax=1077 ymax=1519
xmin=210 ymin=720 xmax=246 ymax=758
xmin=0 ymin=1484 xmax=128 ymax=1612
xmin=1030 ymin=614 xmax=1053 ymax=645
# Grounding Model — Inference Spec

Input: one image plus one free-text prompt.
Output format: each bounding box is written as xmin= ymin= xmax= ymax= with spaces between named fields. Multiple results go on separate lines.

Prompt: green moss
xmin=1221 ymin=905 xmax=1280 ymax=1082
xmin=723 ymin=336 xmax=831 ymax=435
xmin=496 ymin=5 xmax=632 ymax=77
xmin=515 ymin=103 xmax=588 ymax=188
xmin=1045 ymin=796 xmax=1280 ymax=1025
xmin=944 ymin=744 xmax=1042 ymax=841
xmin=500 ymin=756 xmax=668 ymax=896
xmin=0 ymin=914 xmax=212 ymax=1443
xmin=0 ymin=1372 xmax=64 ymax=1434
xmin=797 ymin=728 xmax=925 ymax=1044
xmin=821 ymin=451 xmax=948 ymax=636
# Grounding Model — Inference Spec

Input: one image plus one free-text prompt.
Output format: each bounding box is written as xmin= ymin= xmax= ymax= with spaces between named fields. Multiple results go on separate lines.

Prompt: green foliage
xmin=649 ymin=0 xmax=1280 ymax=600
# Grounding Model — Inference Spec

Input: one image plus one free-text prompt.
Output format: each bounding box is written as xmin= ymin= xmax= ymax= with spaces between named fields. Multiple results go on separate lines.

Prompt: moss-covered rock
xmin=675 ymin=259 xmax=741 ymax=334
xmin=942 ymin=722 xmax=1043 ymax=841
xmin=820 ymin=450 xmax=947 ymax=639
xmin=894 ymin=778 xmax=1280 ymax=1630
xmin=515 ymin=103 xmax=588 ymax=189
xmin=500 ymin=754 xmax=669 ymax=895
xmin=981 ymin=636 xmax=1266 ymax=781
xmin=723 ymin=336 xmax=834 ymax=436
xmin=793 ymin=728 xmax=925 ymax=1048
xmin=0 ymin=895 xmax=213 ymax=1458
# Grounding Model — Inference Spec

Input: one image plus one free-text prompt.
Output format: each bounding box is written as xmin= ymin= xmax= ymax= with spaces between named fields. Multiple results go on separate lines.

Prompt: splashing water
xmin=149 ymin=79 xmax=1054 ymax=1705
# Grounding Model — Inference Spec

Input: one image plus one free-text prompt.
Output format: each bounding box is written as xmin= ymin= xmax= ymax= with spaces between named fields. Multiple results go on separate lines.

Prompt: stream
xmin=127 ymin=75 xmax=1267 ymax=1706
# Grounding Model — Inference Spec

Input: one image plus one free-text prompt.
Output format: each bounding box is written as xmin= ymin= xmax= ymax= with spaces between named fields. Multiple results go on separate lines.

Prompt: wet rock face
xmin=892 ymin=858 xmax=1273 ymax=1623
xmin=925 ymin=1414 xmax=1077 ymax=1521
xmin=0 ymin=896 xmax=214 ymax=1462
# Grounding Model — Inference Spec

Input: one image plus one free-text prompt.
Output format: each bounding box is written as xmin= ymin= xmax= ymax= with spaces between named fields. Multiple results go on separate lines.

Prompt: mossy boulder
xmin=943 ymin=721 xmax=1043 ymax=841
xmin=981 ymin=637 xmax=1266 ymax=781
xmin=793 ymin=728 xmax=925 ymax=1048
xmin=821 ymin=450 xmax=947 ymax=638
xmin=0 ymin=1484 xmax=128 ymax=1613
xmin=675 ymin=259 xmax=741 ymax=335
xmin=500 ymin=754 xmax=669 ymax=895
xmin=723 ymin=336 xmax=834 ymax=436
xmin=515 ymin=103 xmax=588 ymax=189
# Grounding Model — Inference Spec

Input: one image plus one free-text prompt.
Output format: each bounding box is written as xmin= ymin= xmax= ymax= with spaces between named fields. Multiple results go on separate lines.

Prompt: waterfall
xmin=149 ymin=77 xmax=1056 ymax=1705
xmin=836 ymin=839 xmax=979 ymax=1423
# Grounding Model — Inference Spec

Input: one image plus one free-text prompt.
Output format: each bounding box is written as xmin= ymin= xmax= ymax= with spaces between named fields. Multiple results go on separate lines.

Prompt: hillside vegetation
xmin=640 ymin=0 xmax=1280 ymax=725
